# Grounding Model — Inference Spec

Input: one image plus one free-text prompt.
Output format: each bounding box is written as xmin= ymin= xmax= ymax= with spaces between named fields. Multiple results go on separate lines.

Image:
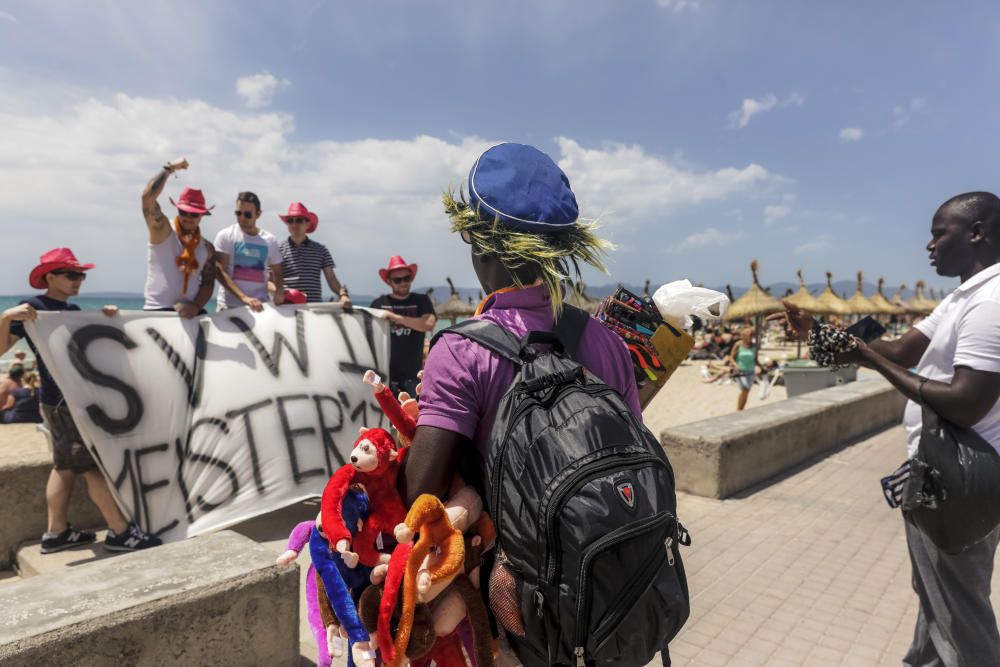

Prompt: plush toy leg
xmin=306 ymin=565 xmax=332 ymax=667
xmin=310 ymin=528 xmax=370 ymax=646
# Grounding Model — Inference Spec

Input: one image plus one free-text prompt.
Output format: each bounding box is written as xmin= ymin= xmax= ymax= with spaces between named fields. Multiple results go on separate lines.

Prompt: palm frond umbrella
xmin=814 ymin=272 xmax=851 ymax=316
xmin=869 ymin=277 xmax=903 ymax=316
xmin=785 ymin=269 xmax=825 ymax=312
xmin=928 ymin=288 xmax=942 ymax=308
xmin=845 ymin=271 xmax=879 ymax=316
xmin=911 ymin=281 xmax=936 ymax=314
xmin=890 ymin=283 xmax=919 ymax=314
xmin=724 ymin=260 xmax=783 ymax=363
xmin=437 ymin=277 xmax=476 ymax=324
xmin=642 ymin=280 xmax=652 ymax=299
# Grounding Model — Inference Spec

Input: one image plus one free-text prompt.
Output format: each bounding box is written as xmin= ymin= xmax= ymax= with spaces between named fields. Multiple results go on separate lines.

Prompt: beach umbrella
xmin=813 ymin=272 xmax=851 ymax=316
xmin=724 ymin=260 xmax=782 ymax=364
xmin=642 ymin=280 xmax=652 ymax=299
xmin=437 ymin=277 xmax=476 ymax=324
xmin=890 ymin=283 xmax=921 ymax=315
xmin=869 ymin=277 xmax=904 ymax=316
xmin=911 ymin=281 xmax=936 ymax=314
xmin=845 ymin=271 xmax=879 ymax=315
xmin=785 ymin=269 xmax=825 ymax=312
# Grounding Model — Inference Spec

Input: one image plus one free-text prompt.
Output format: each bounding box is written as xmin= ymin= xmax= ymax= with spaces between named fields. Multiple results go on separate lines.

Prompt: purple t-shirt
xmin=418 ymin=285 xmax=642 ymax=461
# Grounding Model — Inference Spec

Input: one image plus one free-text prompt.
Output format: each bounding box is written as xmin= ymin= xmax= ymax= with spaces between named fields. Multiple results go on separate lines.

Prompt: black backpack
xmin=431 ymin=306 xmax=690 ymax=667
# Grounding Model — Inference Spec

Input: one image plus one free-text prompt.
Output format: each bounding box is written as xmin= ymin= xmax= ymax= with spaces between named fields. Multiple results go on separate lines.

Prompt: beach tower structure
xmin=437 ymin=277 xmax=476 ymax=325
xmin=845 ymin=271 xmax=879 ymax=316
xmin=813 ymin=272 xmax=851 ymax=317
xmin=724 ymin=259 xmax=783 ymax=363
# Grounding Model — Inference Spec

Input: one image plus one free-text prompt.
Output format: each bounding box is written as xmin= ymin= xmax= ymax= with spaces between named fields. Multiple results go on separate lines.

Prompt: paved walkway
xmin=664 ymin=425 xmax=1000 ymax=667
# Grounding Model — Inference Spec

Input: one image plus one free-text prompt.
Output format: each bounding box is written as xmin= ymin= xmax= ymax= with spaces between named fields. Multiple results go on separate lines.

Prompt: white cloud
xmin=795 ymin=234 xmax=833 ymax=254
xmin=556 ymin=137 xmax=780 ymax=225
xmin=728 ymin=92 xmax=805 ymax=128
xmin=665 ymin=227 xmax=750 ymax=254
xmin=894 ymin=97 xmax=927 ymax=127
xmin=236 ymin=72 xmax=291 ymax=109
xmin=839 ymin=127 xmax=863 ymax=142
xmin=655 ymin=0 xmax=703 ymax=12
xmin=0 ymin=11 xmax=17 ymax=23
xmin=764 ymin=193 xmax=796 ymax=226
xmin=0 ymin=79 xmax=785 ymax=295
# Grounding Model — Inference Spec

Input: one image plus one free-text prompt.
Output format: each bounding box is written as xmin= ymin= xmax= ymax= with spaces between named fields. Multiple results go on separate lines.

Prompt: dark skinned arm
xmin=399 ymin=425 xmax=468 ymax=506
xmin=851 ymin=340 xmax=1000 ymax=428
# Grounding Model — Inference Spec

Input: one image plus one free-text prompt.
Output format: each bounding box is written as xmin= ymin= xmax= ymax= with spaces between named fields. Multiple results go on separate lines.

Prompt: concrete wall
xmin=0 ymin=530 xmax=299 ymax=666
xmin=661 ymin=377 xmax=907 ymax=499
xmin=0 ymin=424 xmax=104 ymax=568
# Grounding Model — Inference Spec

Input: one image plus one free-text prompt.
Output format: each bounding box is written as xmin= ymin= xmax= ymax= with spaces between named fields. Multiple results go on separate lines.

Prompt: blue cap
xmin=467 ymin=143 xmax=579 ymax=232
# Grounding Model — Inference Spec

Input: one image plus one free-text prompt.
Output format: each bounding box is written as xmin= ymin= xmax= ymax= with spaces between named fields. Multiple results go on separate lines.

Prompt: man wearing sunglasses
xmin=0 ymin=249 xmax=161 ymax=554
xmin=277 ymin=201 xmax=351 ymax=307
xmin=141 ymin=158 xmax=237 ymax=318
xmin=370 ymin=256 xmax=436 ymax=396
xmin=214 ymin=191 xmax=285 ymax=311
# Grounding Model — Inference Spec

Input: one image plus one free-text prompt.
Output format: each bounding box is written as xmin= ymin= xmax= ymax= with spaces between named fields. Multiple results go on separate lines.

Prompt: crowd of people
xmin=0 ymin=142 xmax=999 ymax=666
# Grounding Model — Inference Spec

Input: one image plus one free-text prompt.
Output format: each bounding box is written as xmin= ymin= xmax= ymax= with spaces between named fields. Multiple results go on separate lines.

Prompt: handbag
xmin=901 ymin=406 xmax=1000 ymax=553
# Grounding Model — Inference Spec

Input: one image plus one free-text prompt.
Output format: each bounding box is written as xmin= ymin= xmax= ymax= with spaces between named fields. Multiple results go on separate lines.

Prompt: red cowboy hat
xmin=279 ymin=202 xmax=319 ymax=234
xmin=283 ymin=289 xmax=308 ymax=305
xmin=169 ymin=187 xmax=214 ymax=215
xmin=379 ymin=255 xmax=418 ymax=285
xmin=29 ymin=248 xmax=96 ymax=289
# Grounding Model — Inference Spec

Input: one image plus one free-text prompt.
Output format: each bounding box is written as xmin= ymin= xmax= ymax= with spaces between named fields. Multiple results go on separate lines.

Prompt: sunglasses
xmin=52 ymin=270 xmax=88 ymax=281
xmin=234 ymin=210 xmax=254 ymax=219
xmin=285 ymin=217 xmax=309 ymax=224
xmin=179 ymin=210 xmax=203 ymax=219
xmin=390 ymin=275 xmax=414 ymax=285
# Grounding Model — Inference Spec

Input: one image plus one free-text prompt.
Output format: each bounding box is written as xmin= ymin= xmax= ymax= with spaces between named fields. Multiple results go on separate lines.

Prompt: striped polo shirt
xmin=279 ymin=236 xmax=335 ymax=303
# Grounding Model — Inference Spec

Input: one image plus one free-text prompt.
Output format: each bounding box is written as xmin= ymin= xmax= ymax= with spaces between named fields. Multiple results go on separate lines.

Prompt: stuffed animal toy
xmin=364 ymin=370 xmax=417 ymax=444
xmin=277 ymin=520 xmax=335 ymax=667
xmin=320 ymin=428 xmax=407 ymax=570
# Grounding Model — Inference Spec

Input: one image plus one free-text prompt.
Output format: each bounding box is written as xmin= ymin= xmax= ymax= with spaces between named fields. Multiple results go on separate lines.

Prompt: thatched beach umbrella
xmin=911 ymin=281 xmax=936 ymax=314
xmin=869 ymin=277 xmax=903 ymax=316
xmin=437 ymin=277 xmax=476 ymax=324
xmin=642 ymin=279 xmax=652 ymax=299
xmin=814 ymin=272 xmax=851 ymax=316
xmin=890 ymin=283 xmax=918 ymax=314
xmin=785 ymin=269 xmax=825 ymax=312
xmin=724 ymin=260 xmax=783 ymax=363
xmin=845 ymin=271 xmax=879 ymax=316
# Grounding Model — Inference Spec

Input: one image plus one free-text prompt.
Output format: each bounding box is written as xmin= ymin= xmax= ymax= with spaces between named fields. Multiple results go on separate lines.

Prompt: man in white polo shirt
xmin=779 ymin=191 xmax=1000 ymax=666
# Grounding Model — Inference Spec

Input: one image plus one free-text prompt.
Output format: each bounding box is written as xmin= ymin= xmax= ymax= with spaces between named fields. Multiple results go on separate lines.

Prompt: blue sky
xmin=2 ymin=0 xmax=998 ymax=296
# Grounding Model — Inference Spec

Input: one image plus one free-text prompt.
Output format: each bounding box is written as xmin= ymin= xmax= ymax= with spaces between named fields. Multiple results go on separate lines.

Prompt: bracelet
xmin=918 ymin=376 xmax=929 ymax=404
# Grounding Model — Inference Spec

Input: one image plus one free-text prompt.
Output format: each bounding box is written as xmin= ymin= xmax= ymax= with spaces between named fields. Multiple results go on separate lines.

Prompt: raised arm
xmin=141 ymin=158 xmax=188 ymax=244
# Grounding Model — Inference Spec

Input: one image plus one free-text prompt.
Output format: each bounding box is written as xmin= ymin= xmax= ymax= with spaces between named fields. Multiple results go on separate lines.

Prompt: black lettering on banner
xmin=134 ymin=442 xmax=179 ymax=536
xmin=313 ymin=394 xmax=347 ymax=475
xmin=276 ymin=394 xmax=324 ymax=483
xmin=146 ymin=321 xmax=208 ymax=408
xmin=175 ymin=419 xmax=240 ymax=522
xmin=111 ymin=449 xmax=141 ymax=523
xmin=229 ymin=310 xmax=309 ymax=377
xmin=225 ymin=399 xmax=273 ymax=494
xmin=66 ymin=324 xmax=144 ymax=435
xmin=331 ymin=311 xmax=386 ymax=378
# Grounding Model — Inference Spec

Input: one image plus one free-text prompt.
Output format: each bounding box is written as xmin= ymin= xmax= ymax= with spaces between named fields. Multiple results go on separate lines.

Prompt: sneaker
xmin=104 ymin=524 xmax=162 ymax=552
xmin=40 ymin=525 xmax=97 ymax=554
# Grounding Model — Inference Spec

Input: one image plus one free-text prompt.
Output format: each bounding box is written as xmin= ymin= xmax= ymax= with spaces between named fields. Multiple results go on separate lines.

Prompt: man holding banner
xmin=0 ymin=249 xmax=161 ymax=554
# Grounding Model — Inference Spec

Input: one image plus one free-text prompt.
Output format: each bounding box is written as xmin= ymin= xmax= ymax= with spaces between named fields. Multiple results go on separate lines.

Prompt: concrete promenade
xmin=662 ymin=425 xmax=1000 ymax=667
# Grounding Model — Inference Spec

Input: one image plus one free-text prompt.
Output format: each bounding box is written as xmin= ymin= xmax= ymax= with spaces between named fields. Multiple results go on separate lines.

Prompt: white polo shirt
xmin=903 ymin=262 xmax=1000 ymax=457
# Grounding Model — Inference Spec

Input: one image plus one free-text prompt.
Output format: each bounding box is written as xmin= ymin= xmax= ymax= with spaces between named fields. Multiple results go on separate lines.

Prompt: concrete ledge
xmin=661 ymin=377 xmax=906 ymax=498
xmin=0 ymin=424 xmax=104 ymax=568
xmin=0 ymin=530 xmax=299 ymax=666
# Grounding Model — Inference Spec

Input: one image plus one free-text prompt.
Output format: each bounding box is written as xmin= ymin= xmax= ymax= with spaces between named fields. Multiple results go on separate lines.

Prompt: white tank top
xmin=143 ymin=229 xmax=210 ymax=310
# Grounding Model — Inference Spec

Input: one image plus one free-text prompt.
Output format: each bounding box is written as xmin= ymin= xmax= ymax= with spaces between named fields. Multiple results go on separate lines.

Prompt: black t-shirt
xmin=370 ymin=292 xmax=436 ymax=382
xmin=8 ymin=295 xmax=80 ymax=407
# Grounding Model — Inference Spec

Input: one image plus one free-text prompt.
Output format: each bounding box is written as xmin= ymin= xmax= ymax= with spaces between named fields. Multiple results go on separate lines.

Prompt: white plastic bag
xmin=653 ymin=280 xmax=730 ymax=330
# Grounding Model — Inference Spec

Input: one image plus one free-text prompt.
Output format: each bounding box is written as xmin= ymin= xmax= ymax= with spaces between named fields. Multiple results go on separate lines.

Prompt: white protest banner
xmin=26 ymin=304 xmax=390 ymax=542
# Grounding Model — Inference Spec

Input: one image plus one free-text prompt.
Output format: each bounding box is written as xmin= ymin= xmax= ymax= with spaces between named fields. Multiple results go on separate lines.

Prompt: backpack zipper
xmin=573 ymin=512 xmax=673 ymax=664
xmin=490 ymin=383 xmax=618 ymax=551
xmin=544 ymin=452 xmax=666 ymax=583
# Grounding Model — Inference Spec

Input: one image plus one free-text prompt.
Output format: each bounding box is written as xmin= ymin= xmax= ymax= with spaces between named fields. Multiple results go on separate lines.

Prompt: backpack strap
xmin=429 ymin=318 xmax=523 ymax=366
xmin=552 ymin=305 xmax=589 ymax=360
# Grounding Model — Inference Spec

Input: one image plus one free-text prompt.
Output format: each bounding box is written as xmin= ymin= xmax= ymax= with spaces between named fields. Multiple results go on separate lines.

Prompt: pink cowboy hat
xmin=378 ymin=255 xmax=418 ymax=285
xmin=283 ymin=289 xmax=308 ymax=304
xmin=29 ymin=248 xmax=95 ymax=289
xmin=279 ymin=202 xmax=319 ymax=234
xmin=169 ymin=187 xmax=214 ymax=215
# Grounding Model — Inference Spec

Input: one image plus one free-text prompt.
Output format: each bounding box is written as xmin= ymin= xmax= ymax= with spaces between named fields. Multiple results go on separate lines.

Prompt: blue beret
xmin=468 ymin=143 xmax=579 ymax=232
